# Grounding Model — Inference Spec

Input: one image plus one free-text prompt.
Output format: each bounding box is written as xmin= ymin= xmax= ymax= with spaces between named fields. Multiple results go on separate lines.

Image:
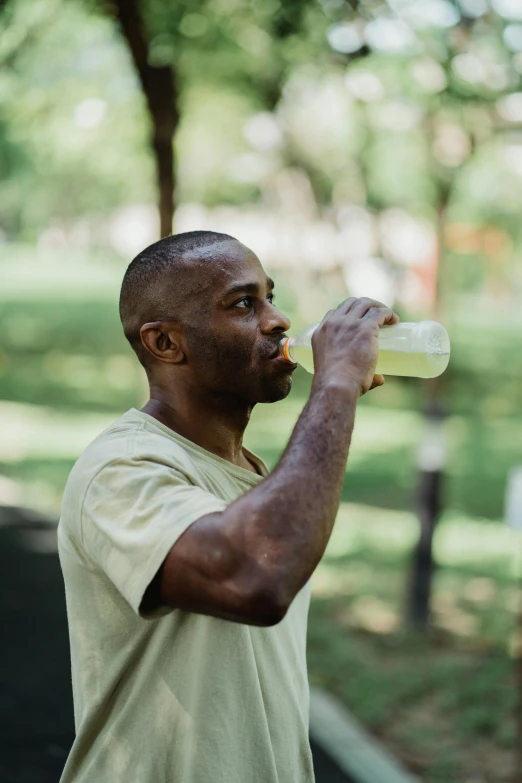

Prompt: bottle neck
xmin=280 ymin=337 xmax=294 ymax=364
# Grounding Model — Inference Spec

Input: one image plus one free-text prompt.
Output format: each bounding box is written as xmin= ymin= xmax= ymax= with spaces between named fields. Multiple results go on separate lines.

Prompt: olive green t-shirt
xmin=57 ymin=408 xmax=314 ymax=783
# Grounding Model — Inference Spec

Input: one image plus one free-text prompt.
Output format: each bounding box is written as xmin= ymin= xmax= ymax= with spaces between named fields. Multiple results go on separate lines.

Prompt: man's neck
xmin=141 ymin=384 xmax=255 ymax=470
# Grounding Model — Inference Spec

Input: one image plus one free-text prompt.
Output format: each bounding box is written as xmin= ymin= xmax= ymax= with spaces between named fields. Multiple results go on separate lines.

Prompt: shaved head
xmin=119 ymin=230 xmax=294 ymax=404
xmin=119 ymin=230 xmax=236 ymax=374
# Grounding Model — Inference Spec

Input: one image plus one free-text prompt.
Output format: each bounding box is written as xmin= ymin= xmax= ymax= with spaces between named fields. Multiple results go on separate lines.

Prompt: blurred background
xmin=1 ymin=0 xmax=522 ymax=780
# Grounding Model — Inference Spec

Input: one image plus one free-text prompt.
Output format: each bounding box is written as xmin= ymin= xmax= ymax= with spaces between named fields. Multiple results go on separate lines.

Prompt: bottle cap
xmin=280 ymin=337 xmax=293 ymax=363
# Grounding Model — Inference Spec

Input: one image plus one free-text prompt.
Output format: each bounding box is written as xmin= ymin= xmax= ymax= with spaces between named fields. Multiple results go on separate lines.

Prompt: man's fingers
xmin=379 ymin=309 xmax=400 ymax=326
xmin=350 ymin=298 xmax=399 ymax=324
xmin=349 ymin=298 xmax=382 ymax=318
xmin=363 ymin=305 xmax=400 ymax=327
xmin=334 ymin=297 xmax=400 ymax=326
xmin=337 ymin=297 xmax=359 ymax=315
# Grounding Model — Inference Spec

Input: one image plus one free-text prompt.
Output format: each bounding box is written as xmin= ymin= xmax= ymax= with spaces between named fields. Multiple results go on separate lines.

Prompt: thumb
xmin=369 ymin=374 xmax=385 ymax=390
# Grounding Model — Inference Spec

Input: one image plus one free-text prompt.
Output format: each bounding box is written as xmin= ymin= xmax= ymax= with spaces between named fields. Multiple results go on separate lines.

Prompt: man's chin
xmin=257 ymin=375 xmax=293 ymax=404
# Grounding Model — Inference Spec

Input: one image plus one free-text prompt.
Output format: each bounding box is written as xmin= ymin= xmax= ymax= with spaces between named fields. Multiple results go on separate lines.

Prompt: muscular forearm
xmin=229 ymin=378 xmax=359 ymax=607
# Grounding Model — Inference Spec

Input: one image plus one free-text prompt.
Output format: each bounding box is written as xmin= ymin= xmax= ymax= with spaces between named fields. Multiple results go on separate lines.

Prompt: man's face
xmin=180 ymin=240 xmax=297 ymax=404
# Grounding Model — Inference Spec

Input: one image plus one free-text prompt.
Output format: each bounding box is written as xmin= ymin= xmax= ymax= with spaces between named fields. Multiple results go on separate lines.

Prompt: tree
xmin=104 ymin=0 xmax=177 ymax=237
xmin=98 ymin=0 xmax=328 ymax=236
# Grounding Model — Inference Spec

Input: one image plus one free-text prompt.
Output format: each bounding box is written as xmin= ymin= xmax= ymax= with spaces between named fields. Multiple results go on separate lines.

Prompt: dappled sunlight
xmin=247 ymin=396 xmax=304 ymax=447
xmin=349 ymin=407 xmax=422 ymax=458
xmin=311 ymin=565 xmax=360 ymax=599
xmin=508 ymin=627 xmax=522 ymax=659
xmin=0 ymin=473 xmax=62 ymax=516
xmin=431 ymin=591 xmax=480 ymax=637
xmin=329 ymin=502 xmax=419 ymax=556
xmin=435 ymin=511 xmax=515 ymax=570
xmin=462 ymin=577 xmax=497 ymax=604
xmin=0 ymin=247 xmax=124 ymax=301
xmin=336 ymin=595 xmax=400 ymax=634
xmin=41 ymin=352 xmax=138 ymax=392
xmin=249 ymin=400 xmax=423 ymax=465
xmin=42 ymin=353 xmax=100 ymax=390
xmin=104 ymin=355 xmax=139 ymax=390
xmin=0 ymin=474 xmax=22 ymax=506
xmin=311 ymin=500 xmax=516 ymax=649
xmin=0 ymin=400 xmax=115 ymax=462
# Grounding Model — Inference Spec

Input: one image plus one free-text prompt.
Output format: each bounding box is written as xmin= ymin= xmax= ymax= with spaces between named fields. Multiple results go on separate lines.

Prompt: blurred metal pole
xmin=406 ymin=398 xmax=447 ymax=631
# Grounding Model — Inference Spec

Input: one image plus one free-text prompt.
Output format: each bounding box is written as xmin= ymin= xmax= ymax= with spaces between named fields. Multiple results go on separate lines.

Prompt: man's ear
xmin=140 ymin=321 xmax=186 ymax=365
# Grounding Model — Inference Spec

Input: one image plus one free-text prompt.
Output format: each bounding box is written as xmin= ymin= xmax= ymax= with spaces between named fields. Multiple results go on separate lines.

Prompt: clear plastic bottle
xmin=279 ymin=320 xmax=450 ymax=379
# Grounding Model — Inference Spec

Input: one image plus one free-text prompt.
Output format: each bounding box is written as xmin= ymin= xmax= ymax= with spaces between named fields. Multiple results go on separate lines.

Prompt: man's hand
xmin=311 ymin=297 xmax=400 ymax=396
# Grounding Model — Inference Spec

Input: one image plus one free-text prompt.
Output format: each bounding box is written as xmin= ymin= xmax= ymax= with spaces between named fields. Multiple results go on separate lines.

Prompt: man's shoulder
xmin=63 ymin=410 xmax=197 ymax=501
xmin=58 ymin=410 xmax=204 ymax=548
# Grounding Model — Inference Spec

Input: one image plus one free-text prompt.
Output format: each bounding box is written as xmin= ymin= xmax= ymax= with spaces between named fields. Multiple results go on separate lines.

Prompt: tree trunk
xmin=109 ymin=0 xmax=178 ymax=237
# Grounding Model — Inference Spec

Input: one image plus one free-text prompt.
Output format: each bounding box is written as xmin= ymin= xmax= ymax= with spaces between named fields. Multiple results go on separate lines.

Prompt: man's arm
xmin=151 ymin=298 xmax=399 ymax=626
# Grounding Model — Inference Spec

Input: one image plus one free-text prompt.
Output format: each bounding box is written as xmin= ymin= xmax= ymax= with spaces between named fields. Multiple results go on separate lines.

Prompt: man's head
xmin=119 ymin=231 xmax=296 ymax=404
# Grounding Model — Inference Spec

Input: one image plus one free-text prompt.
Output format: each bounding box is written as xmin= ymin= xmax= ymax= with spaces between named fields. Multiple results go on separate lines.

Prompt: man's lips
xmin=263 ymin=341 xmax=297 ymax=366
xmin=272 ymin=355 xmax=297 ymax=367
xmin=268 ymin=348 xmax=297 ymax=367
xmin=265 ymin=344 xmax=281 ymax=360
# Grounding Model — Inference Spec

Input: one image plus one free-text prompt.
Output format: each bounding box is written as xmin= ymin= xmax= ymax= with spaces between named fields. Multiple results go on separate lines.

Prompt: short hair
xmin=119 ymin=230 xmax=236 ymax=375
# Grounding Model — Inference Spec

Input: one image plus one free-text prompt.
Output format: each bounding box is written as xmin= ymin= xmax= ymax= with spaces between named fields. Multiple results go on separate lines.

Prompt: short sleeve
xmin=81 ymin=457 xmax=227 ymax=619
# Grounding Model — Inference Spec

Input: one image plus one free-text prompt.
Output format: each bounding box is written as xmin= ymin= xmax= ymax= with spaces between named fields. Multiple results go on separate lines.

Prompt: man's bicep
xmin=139 ymin=510 xmax=226 ymax=619
xmin=149 ymin=510 xmax=287 ymax=627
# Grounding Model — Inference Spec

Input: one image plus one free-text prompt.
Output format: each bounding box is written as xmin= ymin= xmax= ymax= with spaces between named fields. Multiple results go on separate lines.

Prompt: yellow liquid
xmin=290 ymin=345 xmax=450 ymax=379
xmin=291 ymin=345 xmax=315 ymax=374
xmin=375 ymin=350 xmax=450 ymax=378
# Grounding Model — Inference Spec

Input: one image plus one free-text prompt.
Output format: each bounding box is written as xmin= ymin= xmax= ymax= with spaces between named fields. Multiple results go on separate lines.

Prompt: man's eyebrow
xmin=223 ymin=278 xmax=275 ymax=298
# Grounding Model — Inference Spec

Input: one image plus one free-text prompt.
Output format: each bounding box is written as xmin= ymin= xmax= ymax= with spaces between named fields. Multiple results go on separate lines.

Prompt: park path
xmin=0 ymin=506 xmax=352 ymax=783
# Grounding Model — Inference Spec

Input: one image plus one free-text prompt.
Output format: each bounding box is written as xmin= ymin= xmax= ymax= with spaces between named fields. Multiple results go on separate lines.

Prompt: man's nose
xmin=261 ymin=303 xmax=291 ymax=334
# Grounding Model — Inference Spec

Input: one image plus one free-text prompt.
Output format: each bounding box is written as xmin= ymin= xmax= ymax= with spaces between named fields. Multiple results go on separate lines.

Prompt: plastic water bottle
xmin=279 ymin=321 xmax=450 ymax=379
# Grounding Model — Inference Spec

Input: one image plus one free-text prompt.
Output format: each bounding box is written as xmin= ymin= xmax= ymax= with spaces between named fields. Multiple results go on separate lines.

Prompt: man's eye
xmin=235 ymin=297 xmax=253 ymax=309
xmin=234 ymin=294 xmax=275 ymax=309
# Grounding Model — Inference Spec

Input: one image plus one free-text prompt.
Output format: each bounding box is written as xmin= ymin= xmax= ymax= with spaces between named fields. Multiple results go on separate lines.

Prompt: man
xmin=58 ymin=230 xmax=398 ymax=783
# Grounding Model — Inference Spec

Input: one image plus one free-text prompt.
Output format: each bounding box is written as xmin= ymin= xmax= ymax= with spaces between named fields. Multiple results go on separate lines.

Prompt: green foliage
xmin=0 ymin=0 xmax=154 ymax=236
xmin=1 ymin=0 xmax=522 ymax=262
